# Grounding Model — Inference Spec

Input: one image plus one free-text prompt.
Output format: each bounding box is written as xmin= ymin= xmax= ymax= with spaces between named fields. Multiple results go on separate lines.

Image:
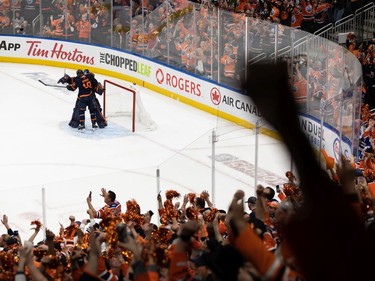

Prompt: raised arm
xmin=201 ymin=190 xmax=214 ymax=208
xmin=1 ymin=214 xmax=14 ymax=236
xmin=244 ymin=62 xmax=374 ymax=280
xmin=245 ymin=62 xmax=333 ymax=199
xmin=23 ymin=240 xmax=49 ymax=281
xmin=86 ymin=191 xmax=97 ymax=218
xmin=28 ymin=220 xmax=42 ymax=243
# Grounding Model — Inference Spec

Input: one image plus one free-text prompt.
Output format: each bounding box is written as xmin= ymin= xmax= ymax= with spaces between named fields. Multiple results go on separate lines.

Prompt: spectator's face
xmin=248 ymin=202 xmax=256 ymax=211
xmin=218 ymin=212 xmax=226 ymax=222
xmin=104 ymin=194 xmax=111 ymax=204
xmin=268 ymin=206 xmax=277 ymax=216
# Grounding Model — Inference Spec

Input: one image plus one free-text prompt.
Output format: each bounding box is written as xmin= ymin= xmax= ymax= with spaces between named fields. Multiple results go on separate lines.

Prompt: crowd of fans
xmin=0 ymin=0 xmax=371 ymax=85
xmin=350 ymin=29 xmax=375 ymax=195
xmin=0 ymin=1 xmax=375 ymax=280
xmin=0 ymin=0 xmax=370 ymax=36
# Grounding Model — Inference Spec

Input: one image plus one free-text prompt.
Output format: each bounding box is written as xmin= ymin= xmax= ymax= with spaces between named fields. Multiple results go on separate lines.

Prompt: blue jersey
xmin=97 ymin=200 xmax=122 ymax=218
xmin=69 ymin=74 xmax=99 ymax=98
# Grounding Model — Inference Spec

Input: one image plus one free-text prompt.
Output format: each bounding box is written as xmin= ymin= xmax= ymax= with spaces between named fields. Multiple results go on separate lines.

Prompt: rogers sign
xmin=155 ymin=68 xmax=201 ymax=96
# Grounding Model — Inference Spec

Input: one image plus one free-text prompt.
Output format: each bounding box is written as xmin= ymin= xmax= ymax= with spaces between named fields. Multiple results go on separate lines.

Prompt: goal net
xmin=102 ymin=80 xmax=157 ymax=132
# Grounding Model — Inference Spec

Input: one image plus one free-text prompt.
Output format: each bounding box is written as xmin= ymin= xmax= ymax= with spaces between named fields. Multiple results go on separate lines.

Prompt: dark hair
xmin=209 ymin=244 xmax=245 ymax=281
xmin=195 ymin=197 xmax=206 ymax=209
xmin=364 ymin=146 xmax=374 ymax=154
xmin=107 ymin=190 xmax=116 ymax=201
xmin=5 ymin=236 xmax=18 ymax=246
xmin=246 ymin=196 xmax=257 ymax=204
xmin=264 ymin=186 xmax=275 ymax=200
xmin=54 ymin=241 xmax=62 ymax=251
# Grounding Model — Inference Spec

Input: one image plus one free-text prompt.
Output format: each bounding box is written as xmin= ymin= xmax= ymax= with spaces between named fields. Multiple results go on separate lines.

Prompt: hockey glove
xmin=96 ymin=82 xmax=103 ymax=95
xmin=66 ymin=84 xmax=75 ymax=91
xmin=57 ymin=77 xmax=66 ymax=84
xmin=58 ymin=74 xmax=71 ymax=84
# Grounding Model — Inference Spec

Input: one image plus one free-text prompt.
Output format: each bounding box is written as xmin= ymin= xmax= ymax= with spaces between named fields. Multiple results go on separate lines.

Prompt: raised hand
xmin=86 ymin=191 xmax=92 ymax=203
xmin=69 ymin=215 xmax=76 ymax=226
xmin=1 ymin=214 xmax=9 ymax=228
xmin=201 ymin=190 xmax=210 ymax=198
xmin=45 ymin=229 xmax=55 ymax=241
xmin=244 ymin=62 xmax=299 ymax=134
xmin=226 ymin=190 xmax=247 ymax=238
xmin=157 ymin=191 xmax=162 ymax=202
xmin=100 ymin=188 xmax=107 ymax=198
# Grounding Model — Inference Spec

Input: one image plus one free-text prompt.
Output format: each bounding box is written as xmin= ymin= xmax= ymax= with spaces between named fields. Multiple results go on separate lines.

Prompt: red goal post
xmin=103 ymin=79 xmax=136 ymax=132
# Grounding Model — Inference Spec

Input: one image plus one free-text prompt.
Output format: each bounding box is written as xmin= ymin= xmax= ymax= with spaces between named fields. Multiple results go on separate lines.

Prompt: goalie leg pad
xmin=78 ymin=98 xmax=89 ymax=124
xmin=91 ymin=97 xmax=107 ymax=128
xmin=88 ymin=99 xmax=97 ymax=123
xmin=95 ymin=107 xmax=107 ymax=128
xmin=68 ymin=99 xmax=80 ymax=128
xmin=96 ymin=112 xmax=107 ymax=128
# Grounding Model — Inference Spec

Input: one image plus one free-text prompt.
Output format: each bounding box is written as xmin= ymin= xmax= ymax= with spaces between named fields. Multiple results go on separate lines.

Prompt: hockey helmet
xmin=83 ymin=69 xmax=90 ymax=75
xmin=76 ymin=69 xmax=84 ymax=76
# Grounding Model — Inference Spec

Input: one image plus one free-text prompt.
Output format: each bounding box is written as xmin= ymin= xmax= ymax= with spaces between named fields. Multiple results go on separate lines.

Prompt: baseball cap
xmin=245 ymin=196 xmax=257 ymax=204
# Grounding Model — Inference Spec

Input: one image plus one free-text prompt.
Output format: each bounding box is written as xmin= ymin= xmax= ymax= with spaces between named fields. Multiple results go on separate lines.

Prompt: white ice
xmin=0 ymin=62 xmax=291 ymax=242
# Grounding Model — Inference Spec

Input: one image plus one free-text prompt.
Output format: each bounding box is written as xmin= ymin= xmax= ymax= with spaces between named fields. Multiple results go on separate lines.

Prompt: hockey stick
xmin=38 ymin=79 xmax=66 ymax=88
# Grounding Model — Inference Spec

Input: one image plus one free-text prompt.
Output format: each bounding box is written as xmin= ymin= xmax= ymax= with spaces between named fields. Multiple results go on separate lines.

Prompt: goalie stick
xmin=38 ymin=79 xmax=66 ymax=88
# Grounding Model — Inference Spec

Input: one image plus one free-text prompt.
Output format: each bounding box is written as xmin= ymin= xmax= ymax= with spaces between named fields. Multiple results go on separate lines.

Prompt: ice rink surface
xmin=0 ymin=62 xmax=291 ymax=241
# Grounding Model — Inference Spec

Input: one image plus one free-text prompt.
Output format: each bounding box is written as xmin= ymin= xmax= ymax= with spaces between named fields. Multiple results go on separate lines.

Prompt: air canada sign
xmin=210 ymin=89 xmax=261 ymax=116
xmin=155 ymin=68 xmax=201 ymax=96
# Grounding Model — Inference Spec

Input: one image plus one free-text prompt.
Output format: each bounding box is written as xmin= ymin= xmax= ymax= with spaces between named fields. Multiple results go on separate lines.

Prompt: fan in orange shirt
xmin=0 ymin=11 xmax=10 ymax=29
xmin=75 ymin=13 xmax=91 ymax=42
xmin=291 ymin=61 xmax=308 ymax=106
xmin=291 ymin=5 xmax=303 ymax=29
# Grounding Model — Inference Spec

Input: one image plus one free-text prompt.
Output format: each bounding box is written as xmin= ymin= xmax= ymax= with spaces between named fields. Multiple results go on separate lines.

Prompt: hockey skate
xmin=92 ymin=122 xmax=98 ymax=129
xmin=78 ymin=124 xmax=85 ymax=132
